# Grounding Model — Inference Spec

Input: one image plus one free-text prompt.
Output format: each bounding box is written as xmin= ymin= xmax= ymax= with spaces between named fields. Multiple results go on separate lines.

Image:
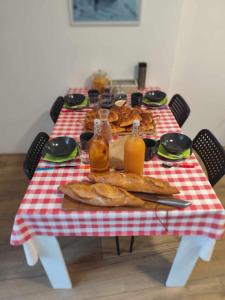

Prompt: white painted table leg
xmin=23 ymin=236 xmax=72 ymax=289
xmin=23 ymin=238 xmax=39 ymax=266
xmin=166 ymin=236 xmax=216 ymax=287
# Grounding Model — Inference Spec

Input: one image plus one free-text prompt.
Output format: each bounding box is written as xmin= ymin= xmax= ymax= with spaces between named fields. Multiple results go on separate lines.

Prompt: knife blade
xmin=36 ymin=165 xmax=76 ymax=171
xmin=131 ymin=192 xmax=191 ymax=208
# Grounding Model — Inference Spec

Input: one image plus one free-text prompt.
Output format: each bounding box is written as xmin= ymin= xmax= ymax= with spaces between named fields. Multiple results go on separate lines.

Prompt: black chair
xmin=50 ymin=97 xmax=64 ymax=123
xmin=193 ymin=129 xmax=225 ymax=186
xmin=169 ymin=94 xmax=190 ymax=127
xmin=23 ymin=132 xmax=49 ymax=180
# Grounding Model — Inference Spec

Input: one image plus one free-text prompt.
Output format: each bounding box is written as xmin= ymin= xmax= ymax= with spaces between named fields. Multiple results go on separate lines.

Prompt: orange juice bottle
xmin=89 ymin=119 xmax=109 ymax=172
xmin=124 ymin=120 xmax=145 ymax=175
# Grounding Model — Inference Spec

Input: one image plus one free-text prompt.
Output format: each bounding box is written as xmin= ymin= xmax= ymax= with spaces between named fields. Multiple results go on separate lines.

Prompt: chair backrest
xmin=50 ymin=97 xmax=64 ymax=123
xmin=169 ymin=94 xmax=190 ymax=127
xmin=23 ymin=132 xmax=49 ymax=180
xmin=193 ymin=129 xmax=225 ymax=186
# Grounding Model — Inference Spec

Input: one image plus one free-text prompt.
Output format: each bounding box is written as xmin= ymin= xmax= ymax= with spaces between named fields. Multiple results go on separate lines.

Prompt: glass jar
xmin=92 ymin=70 xmax=110 ymax=94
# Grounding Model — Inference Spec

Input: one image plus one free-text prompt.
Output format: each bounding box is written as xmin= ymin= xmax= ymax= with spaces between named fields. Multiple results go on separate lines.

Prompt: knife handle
xmin=179 ymin=163 xmax=196 ymax=168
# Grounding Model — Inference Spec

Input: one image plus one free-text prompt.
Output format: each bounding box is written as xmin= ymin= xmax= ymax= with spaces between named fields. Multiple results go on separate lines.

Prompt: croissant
xmin=88 ymin=172 xmax=179 ymax=195
xmin=59 ymin=182 xmax=144 ymax=207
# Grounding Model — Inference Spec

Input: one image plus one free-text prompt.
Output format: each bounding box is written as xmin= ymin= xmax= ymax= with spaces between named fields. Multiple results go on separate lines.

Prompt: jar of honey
xmin=92 ymin=70 xmax=110 ymax=94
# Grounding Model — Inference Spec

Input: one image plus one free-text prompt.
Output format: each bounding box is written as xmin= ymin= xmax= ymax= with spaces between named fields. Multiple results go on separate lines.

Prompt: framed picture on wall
xmin=69 ymin=0 xmax=141 ymax=26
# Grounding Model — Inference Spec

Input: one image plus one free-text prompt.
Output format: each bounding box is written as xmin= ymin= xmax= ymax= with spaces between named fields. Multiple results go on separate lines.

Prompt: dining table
xmin=10 ymin=87 xmax=225 ymax=289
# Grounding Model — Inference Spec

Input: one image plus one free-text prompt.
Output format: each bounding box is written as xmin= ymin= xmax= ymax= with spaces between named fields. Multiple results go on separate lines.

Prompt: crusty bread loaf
xmin=88 ymin=172 xmax=179 ymax=195
xmin=58 ymin=182 xmax=144 ymax=207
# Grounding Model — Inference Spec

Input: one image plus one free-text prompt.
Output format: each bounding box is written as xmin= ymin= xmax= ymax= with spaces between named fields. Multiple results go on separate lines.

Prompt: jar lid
xmin=93 ymin=69 xmax=107 ymax=77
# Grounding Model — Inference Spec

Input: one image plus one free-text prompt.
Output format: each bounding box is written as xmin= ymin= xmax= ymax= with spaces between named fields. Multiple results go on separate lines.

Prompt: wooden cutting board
xmin=62 ymin=195 xmax=175 ymax=211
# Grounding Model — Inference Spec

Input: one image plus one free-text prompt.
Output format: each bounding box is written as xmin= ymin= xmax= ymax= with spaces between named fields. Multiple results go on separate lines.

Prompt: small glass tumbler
xmin=99 ymin=93 xmax=114 ymax=109
xmin=88 ymin=89 xmax=100 ymax=108
xmin=131 ymin=92 xmax=143 ymax=107
xmin=79 ymin=132 xmax=94 ymax=164
xmin=143 ymin=138 xmax=156 ymax=161
xmin=79 ymin=146 xmax=89 ymax=164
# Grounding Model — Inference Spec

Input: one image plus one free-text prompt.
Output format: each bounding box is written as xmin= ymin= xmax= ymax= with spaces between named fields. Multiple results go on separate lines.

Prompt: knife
xmin=36 ymin=165 xmax=76 ymax=171
xmin=131 ymin=192 xmax=191 ymax=208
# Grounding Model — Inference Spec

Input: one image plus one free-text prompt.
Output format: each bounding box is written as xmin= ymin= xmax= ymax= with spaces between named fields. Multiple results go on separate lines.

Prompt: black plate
xmin=144 ymin=91 xmax=166 ymax=103
xmin=142 ymin=99 xmax=167 ymax=108
xmin=155 ymin=140 xmax=192 ymax=162
xmin=64 ymin=94 xmax=85 ymax=106
xmin=160 ymin=133 xmax=192 ymax=155
xmin=43 ymin=137 xmax=77 ymax=157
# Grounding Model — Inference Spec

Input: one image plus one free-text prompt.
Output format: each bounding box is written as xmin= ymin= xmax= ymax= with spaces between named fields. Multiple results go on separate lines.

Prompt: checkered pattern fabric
xmin=10 ymin=88 xmax=225 ymax=246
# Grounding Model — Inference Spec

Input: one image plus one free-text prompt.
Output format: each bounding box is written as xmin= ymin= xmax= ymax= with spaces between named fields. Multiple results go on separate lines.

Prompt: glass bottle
xmin=88 ymin=119 xmax=109 ymax=172
xmin=124 ymin=120 xmax=145 ymax=175
xmin=99 ymin=108 xmax=112 ymax=143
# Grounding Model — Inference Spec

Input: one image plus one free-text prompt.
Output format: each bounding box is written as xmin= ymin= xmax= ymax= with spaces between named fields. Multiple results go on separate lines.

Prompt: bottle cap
xmin=133 ymin=120 xmax=140 ymax=126
xmin=94 ymin=119 xmax=101 ymax=126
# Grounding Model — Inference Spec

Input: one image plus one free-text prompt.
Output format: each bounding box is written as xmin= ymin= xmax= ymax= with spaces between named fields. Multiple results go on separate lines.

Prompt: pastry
xmin=108 ymin=110 xmax=119 ymax=123
xmin=84 ymin=105 xmax=155 ymax=134
xmin=120 ymin=110 xmax=142 ymax=127
xmin=140 ymin=112 xmax=155 ymax=131
xmin=111 ymin=124 xmax=126 ymax=134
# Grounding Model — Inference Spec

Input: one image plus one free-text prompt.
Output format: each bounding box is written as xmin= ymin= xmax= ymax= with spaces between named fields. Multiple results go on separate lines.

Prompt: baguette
xmin=59 ymin=182 xmax=144 ymax=207
xmin=88 ymin=172 xmax=179 ymax=195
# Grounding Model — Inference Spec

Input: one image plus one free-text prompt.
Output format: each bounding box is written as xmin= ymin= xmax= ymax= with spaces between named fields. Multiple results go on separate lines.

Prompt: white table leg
xmin=166 ymin=236 xmax=216 ymax=287
xmin=23 ymin=236 xmax=72 ymax=289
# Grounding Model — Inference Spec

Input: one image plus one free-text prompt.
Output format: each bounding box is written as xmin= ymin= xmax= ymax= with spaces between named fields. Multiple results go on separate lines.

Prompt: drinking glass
xmin=79 ymin=132 xmax=93 ymax=164
xmin=131 ymin=92 xmax=143 ymax=107
xmin=88 ymin=89 xmax=99 ymax=108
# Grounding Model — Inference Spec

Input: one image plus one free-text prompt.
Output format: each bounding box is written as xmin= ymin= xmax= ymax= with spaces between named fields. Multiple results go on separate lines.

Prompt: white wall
xmin=0 ymin=0 xmax=183 ymax=153
xmin=169 ymin=0 xmax=225 ymax=144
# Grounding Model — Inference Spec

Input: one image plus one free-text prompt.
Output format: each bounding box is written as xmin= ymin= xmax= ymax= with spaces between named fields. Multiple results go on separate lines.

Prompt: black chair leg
xmin=129 ymin=236 xmax=135 ymax=253
xmin=115 ymin=236 xmax=120 ymax=256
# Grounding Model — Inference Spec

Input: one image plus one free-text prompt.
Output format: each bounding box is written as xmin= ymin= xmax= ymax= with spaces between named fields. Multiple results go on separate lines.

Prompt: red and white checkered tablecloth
xmin=10 ymin=88 xmax=225 ymax=246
